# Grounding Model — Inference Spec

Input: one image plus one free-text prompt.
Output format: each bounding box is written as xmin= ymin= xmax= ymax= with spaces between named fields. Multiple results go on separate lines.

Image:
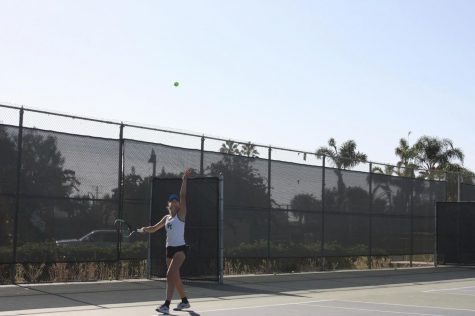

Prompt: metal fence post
xmin=11 ymin=107 xmax=24 ymax=284
xmin=368 ymin=162 xmax=373 ymax=269
xmin=321 ymin=155 xmax=326 ymax=271
xmin=116 ymin=123 xmax=125 ymax=279
xmin=218 ymin=174 xmax=224 ymax=284
xmin=200 ymin=136 xmax=205 ymax=176
xmin=147 ymin=179 xmax=153 ymax=279
xmin=456 ymin=205 xmax=461 ymax=265
xmin=410 ymin=173 xmax=414 ymax=267
xmin=445 ymin=172 xmax=449 ymax=202
xmin=434 ymin=202 xmax=438 ymax=267
xmin=267 ymin=146 xmax=272 ymax=273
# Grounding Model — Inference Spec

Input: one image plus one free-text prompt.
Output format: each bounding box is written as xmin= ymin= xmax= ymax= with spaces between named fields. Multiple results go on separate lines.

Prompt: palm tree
xmin=240 ymin=142 xmax=259 ymax=158
xmin=316 ymin=138 xmax=367 ymax=212
xmin=316 ymin=138 xmax=367 ymax=169
xmin=394 ymin=138 xmax=418 ymax=178
xmin=412 ymin=136 xmax=464 ymax=180
xmin=220 ymin=140 xmax=240 ymax=155
xmin=460 ymin=168 xmax=475 ymax=185
xmin=372 ymin=165 xmax=396 ymax=175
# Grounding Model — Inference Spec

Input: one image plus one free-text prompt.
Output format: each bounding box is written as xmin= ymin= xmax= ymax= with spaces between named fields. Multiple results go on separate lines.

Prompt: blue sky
xmin=1 ymin=0 xmax=474 ymax=170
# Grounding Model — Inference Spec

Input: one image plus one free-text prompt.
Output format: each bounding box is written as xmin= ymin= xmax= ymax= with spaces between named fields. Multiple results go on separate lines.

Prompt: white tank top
xmin=165 ymin=215 xmax=186 ymax=247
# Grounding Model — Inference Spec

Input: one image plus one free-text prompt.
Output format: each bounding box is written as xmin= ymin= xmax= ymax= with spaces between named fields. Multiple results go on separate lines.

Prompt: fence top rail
xmin=0 ymin=103 xmax=465 ymax=178
xmin=0 ymin=103 xmax=320 ymax=156
xmin=1 ymin=103 xmax=119 ymax=126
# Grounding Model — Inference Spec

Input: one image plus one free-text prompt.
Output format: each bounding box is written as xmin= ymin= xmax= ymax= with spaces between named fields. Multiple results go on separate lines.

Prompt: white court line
xmin=424 ymin=285 xmax=475 ymax=293
xmin=196 ymin=299 xmax=335 ymax=313
xmin=339 ymin=299 xmax=475 ymax=313
xmin=425 ymin=292 xmax=475 ymax=297
xmin=2 ymin=299 xmax=336 ymax=316
xmin=305 ymin=303 xmax=442 ymax=316
xmin=0 ymin=306 xmax=98 ymax=316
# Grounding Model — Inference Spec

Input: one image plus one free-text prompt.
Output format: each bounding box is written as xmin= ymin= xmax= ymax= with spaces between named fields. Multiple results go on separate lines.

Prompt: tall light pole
xmin=148 ymin=149 xmax=157 ymax=177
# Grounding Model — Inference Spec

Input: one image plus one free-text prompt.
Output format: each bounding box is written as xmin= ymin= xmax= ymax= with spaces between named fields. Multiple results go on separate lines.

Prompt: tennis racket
xmin=113 ymin=218 xmax=144 ymax=237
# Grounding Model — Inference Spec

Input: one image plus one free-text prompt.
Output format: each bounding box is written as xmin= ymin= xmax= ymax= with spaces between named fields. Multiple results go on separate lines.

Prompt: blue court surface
xmin=1 ymin=266 xmax=475 ymax=316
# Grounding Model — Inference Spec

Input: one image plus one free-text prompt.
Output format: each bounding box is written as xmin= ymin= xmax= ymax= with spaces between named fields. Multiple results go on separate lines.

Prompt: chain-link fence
xmin=0 ymin=104 xmax=473 ymax=284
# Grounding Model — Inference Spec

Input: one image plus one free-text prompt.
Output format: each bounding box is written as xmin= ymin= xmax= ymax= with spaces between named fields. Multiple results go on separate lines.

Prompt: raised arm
xmin=142 ymin=215 xmax=168 ymax=233
xmin=178 ymin=168 xmax=192 ymax=220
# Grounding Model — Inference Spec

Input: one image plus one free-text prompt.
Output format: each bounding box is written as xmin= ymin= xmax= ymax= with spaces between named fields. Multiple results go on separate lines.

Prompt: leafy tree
xmin=240 ymin=142 xmax=260 ymax=158
xmin=289 ymin=193 xmax=320 ymax=224
xmin=20 ymin=131 xmax=80 ymax=197
xmin=370 ymin=172 xmax=411 ymax=214
xmin=220 ymin=140 xmax=240 ymax=155
xmin=158 ymin=166 xmax=181 ymax=178
xmin=114 ymin=167 xmax=155 ymax=228
xmin=371 ymin=164 xmax=412 ymax=212
xmin=0 ymin=127 xmax=17 ymax=193
xmin=111 ymin=166 xmax=189 ymax=235
xmin=207 ymin=153 xmax=268 ymax=208
xmin=121 ymin=166 xmax=148 ymax=200
xmin=0 ymin=128 xmax=80 ymax=243
xmin=0 ymin=126 xmax=17 ymax=246
xmin=60 ymin=191 xmax=116 ymax=239
xmin=209 ymin=142 xmax=275 ymax=250
xmin=460 ymin=168 xmax=475 ymax=185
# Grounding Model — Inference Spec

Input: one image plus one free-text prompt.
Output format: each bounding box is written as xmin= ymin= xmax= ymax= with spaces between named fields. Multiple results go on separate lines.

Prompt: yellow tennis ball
xmin=174 ymin=81 xmax=179 ymax=87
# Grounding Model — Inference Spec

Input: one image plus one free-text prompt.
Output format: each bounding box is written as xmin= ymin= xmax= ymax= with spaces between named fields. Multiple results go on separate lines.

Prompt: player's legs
xmin=156 ymin=257 xmax=174 ymax=314
xmin=166 ymin=251 xmax=185 ymax=300
xmin=157 ymin=249 xmax=188 ymax=313
xmin=172 ymin=251 xmax=186 ymax=298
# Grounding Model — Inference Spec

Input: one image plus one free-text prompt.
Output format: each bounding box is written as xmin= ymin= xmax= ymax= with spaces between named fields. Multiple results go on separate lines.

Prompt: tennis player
xmin=141 ymin=168 xmax=192 ymax=314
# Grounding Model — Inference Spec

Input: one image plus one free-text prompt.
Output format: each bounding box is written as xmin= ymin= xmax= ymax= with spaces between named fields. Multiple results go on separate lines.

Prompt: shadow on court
xmin=1 ymin=266 xmax=474 ymax=313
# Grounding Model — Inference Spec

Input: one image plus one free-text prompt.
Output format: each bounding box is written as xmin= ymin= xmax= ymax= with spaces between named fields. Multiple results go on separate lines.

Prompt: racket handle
xmin=136 ymin=228 xmax=144 ymax=233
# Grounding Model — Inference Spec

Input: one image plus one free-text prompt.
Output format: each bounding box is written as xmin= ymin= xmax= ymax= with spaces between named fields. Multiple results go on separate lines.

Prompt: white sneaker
xmin=176 ymin=301 xmax=190 ymax=310
xmin=156 ymin=304 xmax=169 ymax=314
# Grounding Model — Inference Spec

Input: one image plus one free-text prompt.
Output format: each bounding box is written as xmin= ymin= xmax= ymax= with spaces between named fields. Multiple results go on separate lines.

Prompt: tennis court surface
xmin=1 ymin=266 xmax=475 ymax=316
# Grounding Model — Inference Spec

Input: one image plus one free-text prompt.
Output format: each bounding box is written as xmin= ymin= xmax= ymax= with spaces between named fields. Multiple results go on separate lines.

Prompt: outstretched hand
xmin=183 ymin=168 xmax=192 ymax=180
